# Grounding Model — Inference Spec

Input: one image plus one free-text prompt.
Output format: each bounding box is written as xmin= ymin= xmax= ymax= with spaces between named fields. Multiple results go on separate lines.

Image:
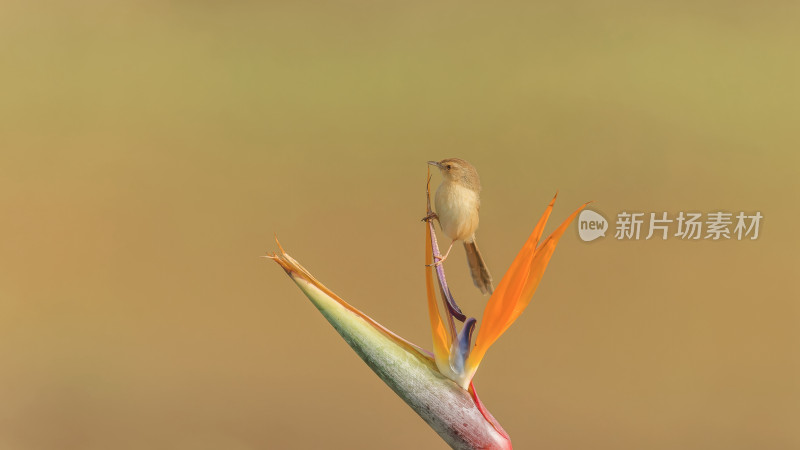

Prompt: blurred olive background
xmin=1 ymin=1 xmax=798 ymax=449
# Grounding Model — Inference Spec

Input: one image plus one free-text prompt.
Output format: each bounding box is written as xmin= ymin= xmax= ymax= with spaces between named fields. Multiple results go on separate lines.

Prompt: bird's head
xmin=428 ymin=158 xmax=480 ymax=189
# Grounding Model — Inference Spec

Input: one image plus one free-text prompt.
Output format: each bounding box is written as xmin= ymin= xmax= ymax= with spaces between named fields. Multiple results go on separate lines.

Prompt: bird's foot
xmin=425 ymin=255 xmax=446 ymax=267
xmin=421 ymin=212 xmax=438 ymax=222
xmin=425 ymin=248 xmax=452 ymax=267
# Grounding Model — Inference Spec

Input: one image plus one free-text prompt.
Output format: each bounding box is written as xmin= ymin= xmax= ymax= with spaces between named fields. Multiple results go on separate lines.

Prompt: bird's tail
xmin=464 ymin=239 xmax=494 ymax=295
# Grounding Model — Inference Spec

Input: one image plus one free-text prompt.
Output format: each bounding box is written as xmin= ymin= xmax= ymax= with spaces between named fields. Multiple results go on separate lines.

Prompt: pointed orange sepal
xmin=425 ymin=224 xmax=452 ymax=370
xmin=465 ymin=196 xmax=588 ymax=377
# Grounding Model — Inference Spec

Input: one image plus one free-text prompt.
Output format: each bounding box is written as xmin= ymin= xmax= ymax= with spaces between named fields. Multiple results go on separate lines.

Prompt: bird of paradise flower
xmin=266 ymin=169 xmax=588 ymax=449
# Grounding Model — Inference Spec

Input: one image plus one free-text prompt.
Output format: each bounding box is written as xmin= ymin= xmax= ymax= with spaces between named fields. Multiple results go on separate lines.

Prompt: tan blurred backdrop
xmin=1 ymin=1 xmax=798 ymax=449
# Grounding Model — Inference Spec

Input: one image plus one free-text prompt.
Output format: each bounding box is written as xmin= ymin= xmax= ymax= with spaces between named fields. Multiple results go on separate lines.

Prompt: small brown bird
xmin=427 ymin=158 xmax=494 ymax=295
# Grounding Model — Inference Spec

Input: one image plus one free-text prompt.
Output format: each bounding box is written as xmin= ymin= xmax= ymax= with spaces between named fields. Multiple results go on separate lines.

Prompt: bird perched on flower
xmin=427 ymin=158 xmax=494 ymax=295
xmin=266 ymin=167 xmax=588 ymax=448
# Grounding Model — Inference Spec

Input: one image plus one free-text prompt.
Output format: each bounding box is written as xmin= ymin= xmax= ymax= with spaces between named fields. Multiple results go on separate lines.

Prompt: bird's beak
xmin=427 ymin=160 xmax=443 ymax=168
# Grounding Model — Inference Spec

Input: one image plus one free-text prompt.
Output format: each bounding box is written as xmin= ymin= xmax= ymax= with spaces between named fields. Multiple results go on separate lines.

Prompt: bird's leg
xmin=427 ymin=240 xmax=455 ymax=267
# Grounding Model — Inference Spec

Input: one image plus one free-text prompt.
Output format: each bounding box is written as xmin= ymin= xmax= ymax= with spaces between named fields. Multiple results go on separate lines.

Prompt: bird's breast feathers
xmin=435 ymin=182 xmax=480 ymax=242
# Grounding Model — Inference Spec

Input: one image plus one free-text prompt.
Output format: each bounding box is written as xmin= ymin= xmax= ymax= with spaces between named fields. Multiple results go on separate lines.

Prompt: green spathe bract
xmin=288 ymin=274 xmax=510 ymax=450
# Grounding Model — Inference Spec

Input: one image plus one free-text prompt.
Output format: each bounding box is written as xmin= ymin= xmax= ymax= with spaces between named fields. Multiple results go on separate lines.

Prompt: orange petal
xmin=425 ymin=224 xmax=452 ymax=369
xmin=466 ymin=195 xmax=556 ymax=364
xmin=465 ymin=198 xmax=588 ymax=377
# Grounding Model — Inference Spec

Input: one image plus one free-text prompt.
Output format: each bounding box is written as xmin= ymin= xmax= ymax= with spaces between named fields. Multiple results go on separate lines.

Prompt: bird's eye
xmin=446 ymin=165 xmax=451 ymax=170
